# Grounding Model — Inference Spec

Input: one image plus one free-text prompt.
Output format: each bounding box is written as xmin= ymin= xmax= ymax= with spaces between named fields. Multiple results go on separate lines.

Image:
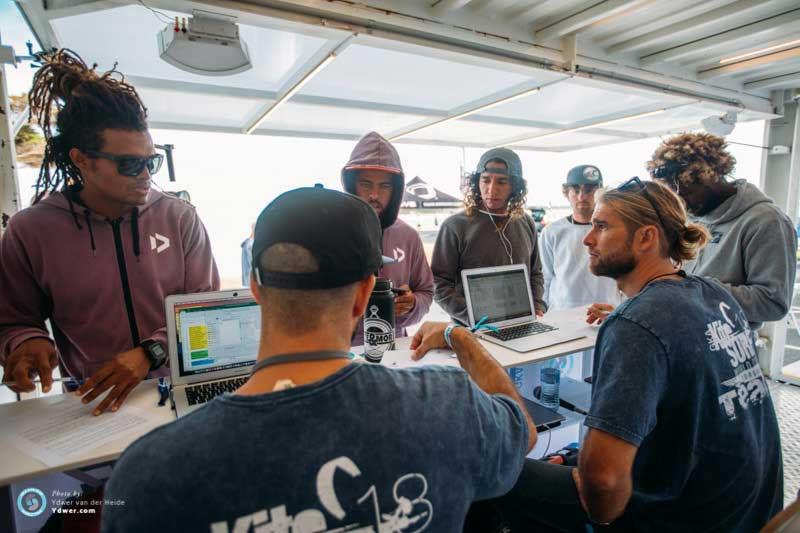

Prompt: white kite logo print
xmin=149 ymin=233 xmax=170 ymax=253
xmin=210 ymin=456 xmax=433 ymax=533
xmin=706 ymin=301 xmax=768 ymax=420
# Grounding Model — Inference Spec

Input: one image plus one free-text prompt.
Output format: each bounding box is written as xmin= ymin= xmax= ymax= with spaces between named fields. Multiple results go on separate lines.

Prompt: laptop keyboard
xmin=186 ymin=377 xmax=247 ymax=406
xmin=486 ymin=321 xmax=558 ymax=341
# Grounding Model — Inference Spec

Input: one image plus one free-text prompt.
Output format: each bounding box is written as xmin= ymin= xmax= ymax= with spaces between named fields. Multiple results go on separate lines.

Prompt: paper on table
xmin=2 ymin=395 xmax=160 ymax=467
xmin=377 ymin=349 xmax=461 ymax=370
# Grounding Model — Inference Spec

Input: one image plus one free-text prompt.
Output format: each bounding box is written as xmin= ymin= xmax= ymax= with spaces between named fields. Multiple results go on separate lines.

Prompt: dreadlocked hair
xmin=29 ymin=48 xmax=148 ymax=203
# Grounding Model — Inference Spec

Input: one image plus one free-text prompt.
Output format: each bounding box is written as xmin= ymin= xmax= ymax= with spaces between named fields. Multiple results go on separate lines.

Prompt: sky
xmin=1 ymin=3 xmax=769 ymax=284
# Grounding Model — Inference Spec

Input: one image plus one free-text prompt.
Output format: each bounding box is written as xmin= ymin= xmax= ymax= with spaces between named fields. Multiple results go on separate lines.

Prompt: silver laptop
xmin=165 ymin=290 xmax=260 ymax=417
xmin=461 ymin=264 xmax=584 ymax=352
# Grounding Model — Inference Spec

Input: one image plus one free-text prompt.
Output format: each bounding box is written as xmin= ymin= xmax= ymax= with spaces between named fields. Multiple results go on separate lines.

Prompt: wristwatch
xmin=140 ymin=340 xmax=167 ymax=370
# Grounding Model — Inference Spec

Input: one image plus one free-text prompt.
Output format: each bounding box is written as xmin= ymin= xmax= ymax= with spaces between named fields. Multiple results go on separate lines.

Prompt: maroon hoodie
xmin=0 ymin=189 xmax=220 ymax=380
xmin=342 ymin=132 xmax=434 ymax=344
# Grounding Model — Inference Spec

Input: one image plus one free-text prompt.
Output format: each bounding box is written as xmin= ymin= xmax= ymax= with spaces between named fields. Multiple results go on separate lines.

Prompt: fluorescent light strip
xmin=389 ymin=87 xmax=541 ymax=141
xmin=245 ymin=53 xmax=337 ymax=135
xmin=720 ymin=39 xmax=800 ymax=64
xmin=491 ymin=108 xmax=667 ymax=149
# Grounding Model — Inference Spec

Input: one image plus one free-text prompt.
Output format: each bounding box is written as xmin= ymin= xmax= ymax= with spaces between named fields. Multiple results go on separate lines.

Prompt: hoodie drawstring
xmin=65 ymin=189 xmax=83 ymax=230
xmin=131 ymin=207 xmax=141 ymax=259
xmin=84 ymin=210 xmax=97 ymax=256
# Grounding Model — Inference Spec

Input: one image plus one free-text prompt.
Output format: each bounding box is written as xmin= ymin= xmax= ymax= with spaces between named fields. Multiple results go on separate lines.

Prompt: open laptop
xmin=166 ymin=290 xmax=260 ymax=417
xmin=462 ymin=264 xmax=585 ymax=352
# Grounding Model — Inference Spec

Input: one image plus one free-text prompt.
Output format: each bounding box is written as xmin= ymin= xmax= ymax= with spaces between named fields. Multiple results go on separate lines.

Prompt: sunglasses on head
xmin=616 ymin=176 xmax=670 ymax=237
xmin=85 ymin=150 xmax=164 ymax=177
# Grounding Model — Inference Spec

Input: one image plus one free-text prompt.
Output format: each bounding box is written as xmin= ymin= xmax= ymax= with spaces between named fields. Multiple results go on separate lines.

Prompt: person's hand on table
xmin=2 ymin=338 xmax=58 ymax=393
xmin=410 ymin=322 xmax=450 ymax=360
xmin=394 ymin=285 xmax=415 ymax=316
xmin=77 ymin=347 xmax=150 ymax=415
xmin=586 ymin=303 xmax=615 ymax=325
xmin=536 ymin=310 xmax=544 ymax=318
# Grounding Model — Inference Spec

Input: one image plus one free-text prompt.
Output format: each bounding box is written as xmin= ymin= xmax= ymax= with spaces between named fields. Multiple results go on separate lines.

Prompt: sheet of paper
xmin=2 ymin=396 xmax=160 ymax=467
xmin=376 ymin=349 xmax=461 ymax=370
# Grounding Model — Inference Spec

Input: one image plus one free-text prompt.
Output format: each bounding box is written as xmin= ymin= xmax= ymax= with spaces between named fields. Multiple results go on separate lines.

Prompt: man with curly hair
xmin=649 ymin=132 xmax=796 ymax=329
xmin=431 ymin=148 xmax=545 ymax=325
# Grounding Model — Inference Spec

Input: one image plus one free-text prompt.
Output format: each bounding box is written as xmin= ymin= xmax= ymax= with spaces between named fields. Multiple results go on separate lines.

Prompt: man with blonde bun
xmin=649 ymin=132 xmax=796 ymax=329
xmin=467 ymin=178 xmax=782 ymax=532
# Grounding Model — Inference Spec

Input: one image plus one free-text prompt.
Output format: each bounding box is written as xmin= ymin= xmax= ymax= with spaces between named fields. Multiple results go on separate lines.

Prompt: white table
xmin=0 ymin=307 xmax=598 ymax=486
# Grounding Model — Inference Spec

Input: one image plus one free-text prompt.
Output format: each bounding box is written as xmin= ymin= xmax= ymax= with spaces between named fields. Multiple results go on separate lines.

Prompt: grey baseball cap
xmin=476 ymin=148 xmax=523 ymax=181
xmin=565 ymin=165 xmax=603 ymax=186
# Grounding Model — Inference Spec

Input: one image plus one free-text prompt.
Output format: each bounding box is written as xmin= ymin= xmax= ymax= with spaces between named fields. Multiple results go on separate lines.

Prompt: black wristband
xmin=140 ymin=340 xmax=167 ymax=370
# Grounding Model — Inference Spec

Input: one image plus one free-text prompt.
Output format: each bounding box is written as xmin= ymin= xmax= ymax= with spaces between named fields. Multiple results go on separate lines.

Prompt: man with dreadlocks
xmin=431 ymin=147 xmax=545 ymax=325
xmin=648 ymin=132 xmax=796 ymax=330
xmin=0 ymin=50 xmax=219 ymax=414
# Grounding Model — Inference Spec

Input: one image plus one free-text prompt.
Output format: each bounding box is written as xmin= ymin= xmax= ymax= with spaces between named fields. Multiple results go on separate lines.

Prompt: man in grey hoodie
xmin=432 ymin=148 xmax=546 ymax=325
xmin=649 ymin=132 xmax=796 ymax=329
xmin=341 ymin=132 xmax=434 ymax=344
xmin=0 ymin=50 xmax=219 ymax=415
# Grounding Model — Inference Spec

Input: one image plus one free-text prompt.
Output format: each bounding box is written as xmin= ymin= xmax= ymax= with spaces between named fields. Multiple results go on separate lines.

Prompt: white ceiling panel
xmin=406 ymin=119 xmax=550 ymax=145
xmin=137 ymin=88 xmax=265 ymax=129
xmin=480 ymin=80 xmax=672 ymax=125
xmin=254 ymin=101 xmax=427 ymax=136
xmin=50 ymin=5 xmax=332 ymax=92
xmin=514 ymin=131 xmax=626 ymax=150
xmin=297 ymin=43 xmax=538 ymax=110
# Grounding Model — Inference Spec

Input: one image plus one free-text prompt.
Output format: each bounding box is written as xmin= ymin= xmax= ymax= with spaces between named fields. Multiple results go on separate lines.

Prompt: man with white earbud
xmin=432 ymin=148 xmax=546 ymax=325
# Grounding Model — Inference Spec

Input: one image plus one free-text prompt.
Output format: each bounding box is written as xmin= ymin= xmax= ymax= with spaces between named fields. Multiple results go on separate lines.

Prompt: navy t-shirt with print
xmin=102 ymin=363 xmax=529 ymax=532
xmin=586 ymin=275 xmax=782 ymax=532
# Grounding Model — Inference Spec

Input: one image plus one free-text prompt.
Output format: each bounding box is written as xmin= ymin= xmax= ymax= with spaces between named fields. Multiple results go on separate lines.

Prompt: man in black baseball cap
xmin=103 ymin=186 xmax=536 ymax=532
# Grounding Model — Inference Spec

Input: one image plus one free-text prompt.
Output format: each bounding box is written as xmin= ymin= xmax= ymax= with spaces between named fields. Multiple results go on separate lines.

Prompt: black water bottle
xmin=364 ymin=278 xmax=395 ymax=363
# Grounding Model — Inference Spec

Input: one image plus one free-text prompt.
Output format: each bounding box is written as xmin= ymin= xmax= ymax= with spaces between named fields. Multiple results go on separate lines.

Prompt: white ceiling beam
xmin=698 ymin=46 xmax=800 ymax=80
xmin=534 ymin=0 xmax=647 ymax=42
xmin=490 ymin=103 xmax=688 ymax=147
xmin=14 ymin=0 xmax=61 ymax=50
xmin=128 ymin=74 xmax=570 ymax=130
xmin=744 ymin=71 xmax=800 ymax=90
xmin=385 ymin=78 xmax=566 ymax=140
xmin=242 ymin=35 xmax=353 ymax=134
xmin=640 ymin=9 xmax=800 ymax=67
xmin=606 ymin=0 xmax=773 ymax=54
xmin=431 ymin=0 xmax=472 ymax=17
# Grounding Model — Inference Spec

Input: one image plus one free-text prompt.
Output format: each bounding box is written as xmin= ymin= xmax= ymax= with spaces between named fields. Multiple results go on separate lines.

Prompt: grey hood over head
xmin=341 ymin=131 xmax=405 ymax=230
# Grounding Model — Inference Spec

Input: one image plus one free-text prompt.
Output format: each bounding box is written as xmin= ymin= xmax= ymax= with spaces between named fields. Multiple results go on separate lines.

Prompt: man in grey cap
xmin=103 ymin=186 xmax=536 ymax=532
xmin=540 ymin=165 xmax=620 ymax=312
xmin=432 ymin=147 xmax=546 ymax=325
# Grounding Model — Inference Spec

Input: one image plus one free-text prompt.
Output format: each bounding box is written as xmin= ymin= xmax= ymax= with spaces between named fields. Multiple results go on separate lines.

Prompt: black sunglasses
xmin=85 ymin=150 xmax=164 ymax=177
xmin=616 ymin=177 xmax=670 ymax=239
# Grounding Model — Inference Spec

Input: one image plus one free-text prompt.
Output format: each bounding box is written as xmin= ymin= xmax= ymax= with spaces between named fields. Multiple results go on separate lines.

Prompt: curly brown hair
xmin=646 ymin=132 xmax=736 ymax=189
xmin=28 ymin=48 xmax=148 ymax=203
xmin=463 ymin=166 xmax=528 ymax=219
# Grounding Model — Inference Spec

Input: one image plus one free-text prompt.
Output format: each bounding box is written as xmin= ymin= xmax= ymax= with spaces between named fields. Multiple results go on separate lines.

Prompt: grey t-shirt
xmin=587 ymin=275 xmax=782 ymax=532
xmin=102 ymin=363 xmax=529 ymax=532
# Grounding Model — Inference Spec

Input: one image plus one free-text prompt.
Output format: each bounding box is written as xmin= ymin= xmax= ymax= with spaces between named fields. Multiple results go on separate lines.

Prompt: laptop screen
xmin=466 ymin=268 xmax=532 ymax=324
xmin=174 ymin=296 xmax=260 ymax=377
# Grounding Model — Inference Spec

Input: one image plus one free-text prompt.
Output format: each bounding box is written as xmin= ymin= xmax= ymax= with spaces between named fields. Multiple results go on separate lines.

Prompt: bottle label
xmin=364 ymin=304 xmax=394 ymax=361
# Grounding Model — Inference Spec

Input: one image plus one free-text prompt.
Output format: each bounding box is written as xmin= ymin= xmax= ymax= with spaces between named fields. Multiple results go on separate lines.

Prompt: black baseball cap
xmin=565 ymin=165 xmax=603 ymax=186
xmin=252 ymin=186 xmax=383 ymax=289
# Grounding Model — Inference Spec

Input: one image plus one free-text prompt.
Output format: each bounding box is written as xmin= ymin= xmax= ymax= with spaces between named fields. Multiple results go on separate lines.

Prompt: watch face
xmin=152 ymin=344 xmax=166 ymax=358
